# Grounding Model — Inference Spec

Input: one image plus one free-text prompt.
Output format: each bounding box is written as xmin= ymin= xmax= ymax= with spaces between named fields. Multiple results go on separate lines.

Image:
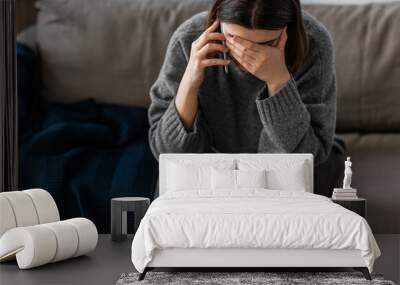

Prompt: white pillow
xmin=211 ymin=168 xmax=268 ymax=190
xmin=211 ymin=168 xmax=236 ymax=190
xmin=168 ymin=162 xmax=210 ymax=191
xmin=237 ymin=159 xmax=308 ymax=192
xmin=236 ymin=169 xmax=267 ymax=189
xmin=167 ymin=159 xmax=235 ymax=192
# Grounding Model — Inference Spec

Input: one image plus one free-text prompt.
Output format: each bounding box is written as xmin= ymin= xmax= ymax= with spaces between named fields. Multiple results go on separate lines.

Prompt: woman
xmin=148 ymin=0 xmax=345 ymax=194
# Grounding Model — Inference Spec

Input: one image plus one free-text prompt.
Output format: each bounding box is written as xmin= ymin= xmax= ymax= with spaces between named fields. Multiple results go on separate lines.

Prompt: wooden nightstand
xmin=331 ymin=198 xmax=366 ymax=218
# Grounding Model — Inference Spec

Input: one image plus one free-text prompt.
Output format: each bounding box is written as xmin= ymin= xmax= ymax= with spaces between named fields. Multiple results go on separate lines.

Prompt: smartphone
xmin=217 ymin=24 xmax=229 ymax=74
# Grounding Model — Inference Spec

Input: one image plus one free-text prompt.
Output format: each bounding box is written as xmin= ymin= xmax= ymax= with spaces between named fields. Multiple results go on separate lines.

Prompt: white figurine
xmin=342 ymin=157 xmax=353 ymax=189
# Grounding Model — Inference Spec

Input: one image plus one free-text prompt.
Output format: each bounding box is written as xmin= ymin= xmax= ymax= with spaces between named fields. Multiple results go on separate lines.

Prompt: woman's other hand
xmin=182 ymin=19 xmax=230 ymax=90
xmin=226 ymin=27 xmax=291 ymax=96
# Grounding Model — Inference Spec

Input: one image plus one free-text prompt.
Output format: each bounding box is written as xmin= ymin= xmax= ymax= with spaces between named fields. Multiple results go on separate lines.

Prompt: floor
xmin=0 ymin=234 xmax=398 ymax=285
xmin=0 ymin=235 xmax=134 ymax=285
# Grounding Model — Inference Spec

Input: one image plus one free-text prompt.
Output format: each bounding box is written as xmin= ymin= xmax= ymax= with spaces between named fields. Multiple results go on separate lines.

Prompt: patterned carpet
xmin=117 ymin=271 xmax=396 ymax=285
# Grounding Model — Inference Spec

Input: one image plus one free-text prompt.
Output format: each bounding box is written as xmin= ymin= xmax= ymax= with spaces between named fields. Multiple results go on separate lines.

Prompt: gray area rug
xmin=117 ymin=272 xmax=396 ymax=285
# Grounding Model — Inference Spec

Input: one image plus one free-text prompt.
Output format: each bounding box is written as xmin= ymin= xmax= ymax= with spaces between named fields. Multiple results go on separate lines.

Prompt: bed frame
xmin=140 ymin=248 xmax=371 ymax=280
xmin=138 ymin=154 xmax=371 ymax=281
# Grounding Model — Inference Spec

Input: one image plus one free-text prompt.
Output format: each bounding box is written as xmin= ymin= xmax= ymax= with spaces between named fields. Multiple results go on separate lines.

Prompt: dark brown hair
xmin=206 ymin=0 xmax=308 ymax=74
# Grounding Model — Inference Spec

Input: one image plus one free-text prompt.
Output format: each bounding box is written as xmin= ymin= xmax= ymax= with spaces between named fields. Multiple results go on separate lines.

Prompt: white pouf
xmin=0 ymin=196 xmax=17 ymax=237
xmin=0 ymin=218 xmax=98 ymax=269
xmin=1 ymin=191 xmax=40 ymax=228
xmin=0 ymin=189 xmax=98 ymax=269
xmin=23 ymin=188 xmax=60 ymax=223
xmin=0 ymin=189 xmax=60 ymax=237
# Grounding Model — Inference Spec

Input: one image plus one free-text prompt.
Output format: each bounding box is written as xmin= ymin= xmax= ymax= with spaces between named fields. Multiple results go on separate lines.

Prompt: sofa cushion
xmin=303 ymin=3 xmax=400 ymax=132
xmin=35 ymin=0 xmax=210 ymax=108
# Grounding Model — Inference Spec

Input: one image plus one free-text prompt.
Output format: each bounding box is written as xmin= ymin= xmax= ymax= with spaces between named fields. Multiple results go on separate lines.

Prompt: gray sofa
xmin=17 ymin=0 xmax=400 ymax=234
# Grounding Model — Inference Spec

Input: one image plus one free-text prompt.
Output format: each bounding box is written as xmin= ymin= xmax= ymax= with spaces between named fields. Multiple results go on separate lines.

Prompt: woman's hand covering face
xmin=226 ymin=27 xmax=291 ymax=96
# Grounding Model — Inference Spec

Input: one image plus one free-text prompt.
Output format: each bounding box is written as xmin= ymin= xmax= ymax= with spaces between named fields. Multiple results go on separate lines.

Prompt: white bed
xmin=131 ymin=153 xmax=380 ymax=280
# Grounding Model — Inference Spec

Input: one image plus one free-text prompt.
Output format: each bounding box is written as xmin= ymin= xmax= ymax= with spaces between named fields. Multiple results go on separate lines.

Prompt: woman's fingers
xmin=201 ymin=58 xmax=230 ymax=68
xmin=195 ymin=32 xmax=226 ymax=50
xmin=227 ymin=41 xmax=257 ymax=62
xmin=206 ymin=19 xmax=220 ymax=33
xmin=193 ymin=19 xmax=225 ymax=50
xmin=184 ymin=20 xmax=226 ymax=89
xmin=230 ymin=36 xmax=261 ymax=52
xmin=227 ymin=37 xmax=259 ymax=60
xmin=229 ymin=47 xmax=255 ymax=69
xmin=197 ymin=42 xmax=228 ymax=59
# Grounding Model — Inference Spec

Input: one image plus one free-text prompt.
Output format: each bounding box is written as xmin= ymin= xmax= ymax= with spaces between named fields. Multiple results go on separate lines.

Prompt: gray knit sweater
xmin=148 ymin=11 xmax=338 ymax=166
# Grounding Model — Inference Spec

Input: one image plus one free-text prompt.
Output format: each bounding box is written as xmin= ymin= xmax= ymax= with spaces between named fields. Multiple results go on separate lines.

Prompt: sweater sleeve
xmin=147 ymin=35 xmax=212 ymax=160
xmin=255 ymin=27 xmax=337 ymax=166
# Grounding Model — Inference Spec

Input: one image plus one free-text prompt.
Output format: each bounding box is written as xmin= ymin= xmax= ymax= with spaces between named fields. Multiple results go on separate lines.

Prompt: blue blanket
xmin=17 ymin=44 xmax=158 ymax=233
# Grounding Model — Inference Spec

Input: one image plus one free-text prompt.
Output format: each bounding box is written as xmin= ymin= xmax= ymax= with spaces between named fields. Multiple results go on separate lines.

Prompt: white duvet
xmin=131 ymin=190 xmax=380 ymax=273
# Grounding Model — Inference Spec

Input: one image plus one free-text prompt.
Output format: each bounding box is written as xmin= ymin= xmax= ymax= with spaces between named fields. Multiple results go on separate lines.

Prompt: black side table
xmin=331 ymin=198 xmax=366 ymax=218
xmin=111 ymin=197 xmax=150 ymax=242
